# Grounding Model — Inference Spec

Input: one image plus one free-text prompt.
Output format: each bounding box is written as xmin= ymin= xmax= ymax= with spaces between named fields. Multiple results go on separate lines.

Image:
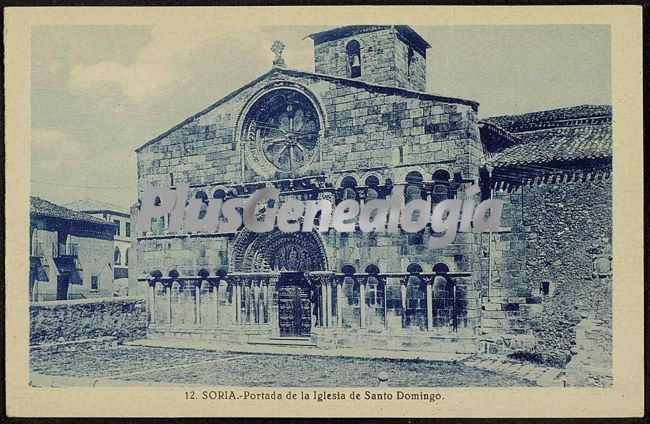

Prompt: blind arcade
xmin=137 ymin=183 xmax=504 ymax=248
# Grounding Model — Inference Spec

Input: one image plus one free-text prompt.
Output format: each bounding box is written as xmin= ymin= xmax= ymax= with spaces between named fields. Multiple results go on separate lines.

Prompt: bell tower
xmin=308 ymin=25 xmax=430 ymax=92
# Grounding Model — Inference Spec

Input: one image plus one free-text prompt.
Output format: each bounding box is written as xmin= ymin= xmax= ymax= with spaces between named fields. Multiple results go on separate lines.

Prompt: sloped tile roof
xmin=65 ymin=198 xmax=130 ymax=215
xmin=487 ymin=124 xmax=612 ymax=167
xmin=482 ymin=105 xmax=612 ymax=132
xmin=31 ymin=196 xmax=117 ymax=227
xmin=483 ymin=105 xmax=612 ymax=167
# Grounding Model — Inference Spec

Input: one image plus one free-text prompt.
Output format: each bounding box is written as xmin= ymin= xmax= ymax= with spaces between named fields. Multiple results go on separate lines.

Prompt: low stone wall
xmin=30 ymin=296 xmax=148 ymax=345
xmin=565 ymin=318 xmax=612 ymax=387
xmin=312 ymin=327 xmax=478 ymax=354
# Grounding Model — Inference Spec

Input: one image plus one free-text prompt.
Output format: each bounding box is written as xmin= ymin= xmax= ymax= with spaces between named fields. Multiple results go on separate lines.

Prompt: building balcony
xmin=52 ymin=242 xmax=79 ymax=258
xmin=30 ymin=242 xmax=44 ymax=258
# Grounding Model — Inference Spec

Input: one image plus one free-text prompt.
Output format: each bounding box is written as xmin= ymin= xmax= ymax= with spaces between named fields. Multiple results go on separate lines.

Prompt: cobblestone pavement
xmin=31 ymin=346 xmax=535 ymax=387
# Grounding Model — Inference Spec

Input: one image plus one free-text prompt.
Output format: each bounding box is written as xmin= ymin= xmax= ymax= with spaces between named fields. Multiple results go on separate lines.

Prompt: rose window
xmin=243 ymin=89 xmax=321 ymax=176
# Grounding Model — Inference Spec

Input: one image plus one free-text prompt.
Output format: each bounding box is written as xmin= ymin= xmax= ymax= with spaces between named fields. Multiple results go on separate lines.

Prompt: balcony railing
xmin=52 ymin=243 xmax=79 ymax=258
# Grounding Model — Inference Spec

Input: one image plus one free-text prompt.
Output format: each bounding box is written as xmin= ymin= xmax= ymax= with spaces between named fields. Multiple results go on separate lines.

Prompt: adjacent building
xmin=65 ymin=199 xmax=132 ymax=293
xmin=30 ymin=196 xmax=117 ymax=301
xmin=131 ymin=25 xmax=611 ymax=365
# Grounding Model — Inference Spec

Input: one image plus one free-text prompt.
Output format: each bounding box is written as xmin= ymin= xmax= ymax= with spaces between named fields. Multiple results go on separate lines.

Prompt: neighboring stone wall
xmin=484 ymin=173 xmax=612 ymax=366
xmin=565 ymin=317 xmax=613 ymax=387
xmin=30 ymin=297 xmax=148 ymax=345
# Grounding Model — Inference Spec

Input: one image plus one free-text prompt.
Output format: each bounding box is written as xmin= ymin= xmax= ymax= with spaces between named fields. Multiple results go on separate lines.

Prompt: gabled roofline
xmin=135 ymin=69 xmax=277 ymax=153
xmin=307 ymin=25 xmax=431 ymax=57
xmin=135 ymin=68 xmax=479 ymax=153
xmin=81 ymin=209 xmax=130 ymax=218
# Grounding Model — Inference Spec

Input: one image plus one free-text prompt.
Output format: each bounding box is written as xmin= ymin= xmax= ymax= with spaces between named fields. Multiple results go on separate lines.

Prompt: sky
xmin=31 ymin=24 xmax=611 ymax=209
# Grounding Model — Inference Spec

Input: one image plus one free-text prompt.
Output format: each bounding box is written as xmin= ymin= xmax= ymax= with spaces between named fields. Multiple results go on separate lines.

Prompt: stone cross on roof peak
xmin=271 ymin=40 xmax=286 ymax=68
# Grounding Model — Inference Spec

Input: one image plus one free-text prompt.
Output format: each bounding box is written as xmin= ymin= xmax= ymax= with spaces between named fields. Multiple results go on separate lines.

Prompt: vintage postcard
xmin=5 ymin=5 xmax=644 ymax=418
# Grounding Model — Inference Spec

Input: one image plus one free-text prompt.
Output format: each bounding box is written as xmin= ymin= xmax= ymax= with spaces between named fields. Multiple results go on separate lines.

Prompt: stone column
xmin=320 ymin=278 xmax=327 ymax=327
xmin=254 ymin=279 xmax=261 ymax=324
xmin=166 ymin=282 xmax=172 ymax=325
xmin=382 ymin=277 xmax=388 ymax=331
xmin=239 ymin=280 xmax=244 ymax=325
xmin=268 ymin=275 xmax=279 ymax=331
xmin=244 ymin=279 xmax=251 ymax=324
xmin=213 ymin=281 xmax=219 ymax=325
xmin=326 ymin=278 xmax=333 ymax=328
xmin=400 ymin=278 xmax=407 ymax=329
xmin=231 ymin=280 xmax=238 ymax=324
xmin=234 ymin=280 xmax=241 ymax=324
xmin=359 ymin=278 xmax=366 ymax=329
xmin=262 ymin=279 xmax=269 ymax=324
xmin=426 ymin=278 xmax=433 ymax=331
xmin=148 ymin=279 xmax=156 ymax=324
xmin=337 ymin=278 xmax=343 ymax=328
xmin=195 ymin=281 xmax=201 ymax=325
xmin=452 ymin=283 xmax=458 ymax=332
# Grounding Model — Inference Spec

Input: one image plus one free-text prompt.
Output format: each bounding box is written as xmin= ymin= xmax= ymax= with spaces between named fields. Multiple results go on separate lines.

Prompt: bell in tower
xmin=346 ymin=40 xmax=362 ymax=78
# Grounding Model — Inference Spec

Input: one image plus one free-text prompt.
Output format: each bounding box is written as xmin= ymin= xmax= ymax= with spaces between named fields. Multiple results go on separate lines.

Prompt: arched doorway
xmin=231 ymin=229 xmax=329 ymax=337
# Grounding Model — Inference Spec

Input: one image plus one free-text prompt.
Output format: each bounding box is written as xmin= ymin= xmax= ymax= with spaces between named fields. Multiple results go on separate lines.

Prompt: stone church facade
xmin=132 ymin=26 xmax=611 ymax=364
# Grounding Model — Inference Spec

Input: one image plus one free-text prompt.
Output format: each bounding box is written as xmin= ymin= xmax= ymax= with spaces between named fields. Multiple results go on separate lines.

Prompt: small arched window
xmin=124 ymin=248 xmax=130 ymax=266
xmin=432 ymin=169 xmax=452 ymax=202
xmin=406 ymin=263 xmax=423 ymax=274
xmin=405 ymin=171 xmax=424 ymax=202
xmin=364 ymin=176 xmax=380 ymax=201
xmin=540 ymin=281 xmax=553 ymax=296
xmin=406 ymin=170 xmax=424 ymax=184
xmin=433 ymin=262 xmax=450 ymax=274
xmin=114 ymin=247 xmax=121 ymax=265
xmin=346 ymin=40 xmax=361 ymax=78
xmin=169 ymin=269 xmax=180 ymax=280
xmin=340 ymin=176 xmax=358 ymax=201
xmin=341 ymin=264 xmax=356 ymax=276
xmin=195 ymin=190 xmax=209 ymax=219
xmin=364 ymin=264 xmax=380 ymax=275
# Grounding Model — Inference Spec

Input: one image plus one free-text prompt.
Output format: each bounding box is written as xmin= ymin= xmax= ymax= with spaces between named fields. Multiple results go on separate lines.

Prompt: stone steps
xmin=249 ymin=337 xmax=317 ymax=348
xmin=463 ymin=355 xmax=566 ymax=387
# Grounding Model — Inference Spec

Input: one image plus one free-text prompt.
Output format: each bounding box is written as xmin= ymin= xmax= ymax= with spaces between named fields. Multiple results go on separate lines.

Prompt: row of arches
xmin=333 ymin=262 xmax=461 ymax=331
xmin=148 ymin=260 xmax=451 ymax=281
xmin=142 ymin=169 xmax=458 ymax=236
xmin=336 ymin=169 xmax=454 ymax=203
xmin=166 ymin=169 xmax=454 ymax=205
xmin=146 ymin=260 xmax=465 ymax=332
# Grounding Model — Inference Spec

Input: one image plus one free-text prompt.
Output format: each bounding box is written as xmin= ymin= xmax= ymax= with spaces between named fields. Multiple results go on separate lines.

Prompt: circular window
xmin=243 ymin=89 xmax=321 ymax=176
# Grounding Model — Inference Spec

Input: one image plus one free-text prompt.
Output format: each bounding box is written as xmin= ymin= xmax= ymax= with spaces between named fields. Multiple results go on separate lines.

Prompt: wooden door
xmin=278 ymin=273 xmax=311 ymax=336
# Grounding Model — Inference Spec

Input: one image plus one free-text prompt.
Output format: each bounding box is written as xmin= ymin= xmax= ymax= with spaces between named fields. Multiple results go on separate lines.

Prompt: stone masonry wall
xmin=136 ymin=72 xmax=480 ymax=194
xmin=313 ymin=28 xmax=426 ymax=92
xmin=565 ymin=317 xmax=613 ymax=387
xmin=484 ymin=173 xmax=612 ymax=366
xmin=135 ymin=70 xmax=483 ymax=286
xmin=30 ymin=297 xmax=148 ymax=345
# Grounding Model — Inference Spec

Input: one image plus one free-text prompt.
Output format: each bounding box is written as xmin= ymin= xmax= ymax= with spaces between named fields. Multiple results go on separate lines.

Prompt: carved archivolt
xmin=230 ymin=228 xmax=329 ymax=272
